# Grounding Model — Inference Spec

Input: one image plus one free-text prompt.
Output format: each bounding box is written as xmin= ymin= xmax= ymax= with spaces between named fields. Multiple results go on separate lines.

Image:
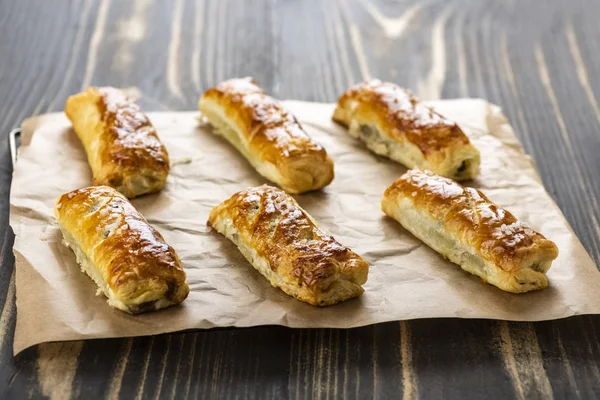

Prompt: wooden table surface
xmin=1 ymin=0 xmax=600 ymax=398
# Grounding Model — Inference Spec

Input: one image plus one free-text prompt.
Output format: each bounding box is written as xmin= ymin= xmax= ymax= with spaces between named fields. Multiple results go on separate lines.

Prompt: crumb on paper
xmin=171 ymin=157 xmax=193 ymax=166
xmin=196 ymin=113 xmax=210 ymax=126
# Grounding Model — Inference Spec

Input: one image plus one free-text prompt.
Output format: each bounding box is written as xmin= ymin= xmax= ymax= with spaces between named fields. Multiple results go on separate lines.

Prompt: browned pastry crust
xmin=55 ymin=186 xmax=189 ymax=313
xmin=333 ymin=80 xmax=480 ymax=180
xmin=65 ymin=87 xmax=170 ymax=198
xmin=207 ymin=185 xmax=369 ymax=306
xmin=382 ymin=169 xmax=559 ymax=293
xmin=199 ymin=77 xmax=334 ymax=194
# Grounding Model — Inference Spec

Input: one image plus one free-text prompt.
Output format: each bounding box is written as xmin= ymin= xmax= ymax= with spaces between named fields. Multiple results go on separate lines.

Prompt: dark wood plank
xmin=0 ymin=0 xmax=599 ymax=398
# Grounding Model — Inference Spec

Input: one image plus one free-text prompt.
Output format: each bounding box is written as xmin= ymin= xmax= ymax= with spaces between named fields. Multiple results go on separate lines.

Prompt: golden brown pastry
xmin=208 ymin=185 xmax=369 ymax=306
xmin=333 ymin=80 xmax=480 ymax=181
xmin=382 ymin=169 xmax=559 ymax=293
xmin=65 ymin=87 xmax=170 ymax=198
xmin=55 ymin=186 xmax=189 ymax=313
xmin=199 ymin=78 xmax=334 ymax=194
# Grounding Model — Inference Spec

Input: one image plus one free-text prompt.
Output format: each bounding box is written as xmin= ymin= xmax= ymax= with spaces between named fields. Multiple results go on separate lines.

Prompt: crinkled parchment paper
xmin=10 ymin=100 xmax=600 ymax=354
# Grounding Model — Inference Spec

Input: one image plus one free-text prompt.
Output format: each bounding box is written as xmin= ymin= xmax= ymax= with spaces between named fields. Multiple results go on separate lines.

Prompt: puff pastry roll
xmin=199 ymin=78 xmax=334 ymax=194
xmin=208 ymin=185 xmax=369 ymax=306
xmin=382 ymin=169 xmax=559 ymax=293
xmin=55 ymin=186 xmax=189 ymax=313
xmin=65 ymin=87 xmax=170 ymax=198
xmin=333 ymin=80 xmax=480 ymax=181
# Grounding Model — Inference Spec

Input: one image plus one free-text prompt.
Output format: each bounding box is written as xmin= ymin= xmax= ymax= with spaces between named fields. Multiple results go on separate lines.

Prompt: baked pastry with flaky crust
xmin=65 ymin=87 xmax=170 ymax=198
xmin=55 ymin=186 xmax=189 ymax=313
xmin=199 ymin=77 xmax=334 ymax=194
xmin=333 ymin=80 xmax=480 ymax=181
xmin=208 ymin=185 xmax=369 ymax=306
xmin=382 ymin=169 xmax=559 ymax=293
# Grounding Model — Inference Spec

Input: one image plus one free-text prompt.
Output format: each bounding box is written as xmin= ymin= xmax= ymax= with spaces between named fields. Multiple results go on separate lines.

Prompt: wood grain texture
xmin=1 ymin=0 xmax=599 ymax=398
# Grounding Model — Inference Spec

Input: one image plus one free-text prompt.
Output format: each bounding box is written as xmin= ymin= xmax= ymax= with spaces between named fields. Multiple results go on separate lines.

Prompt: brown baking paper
xmin=10 ymin=100 xmax=600 ymax=354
